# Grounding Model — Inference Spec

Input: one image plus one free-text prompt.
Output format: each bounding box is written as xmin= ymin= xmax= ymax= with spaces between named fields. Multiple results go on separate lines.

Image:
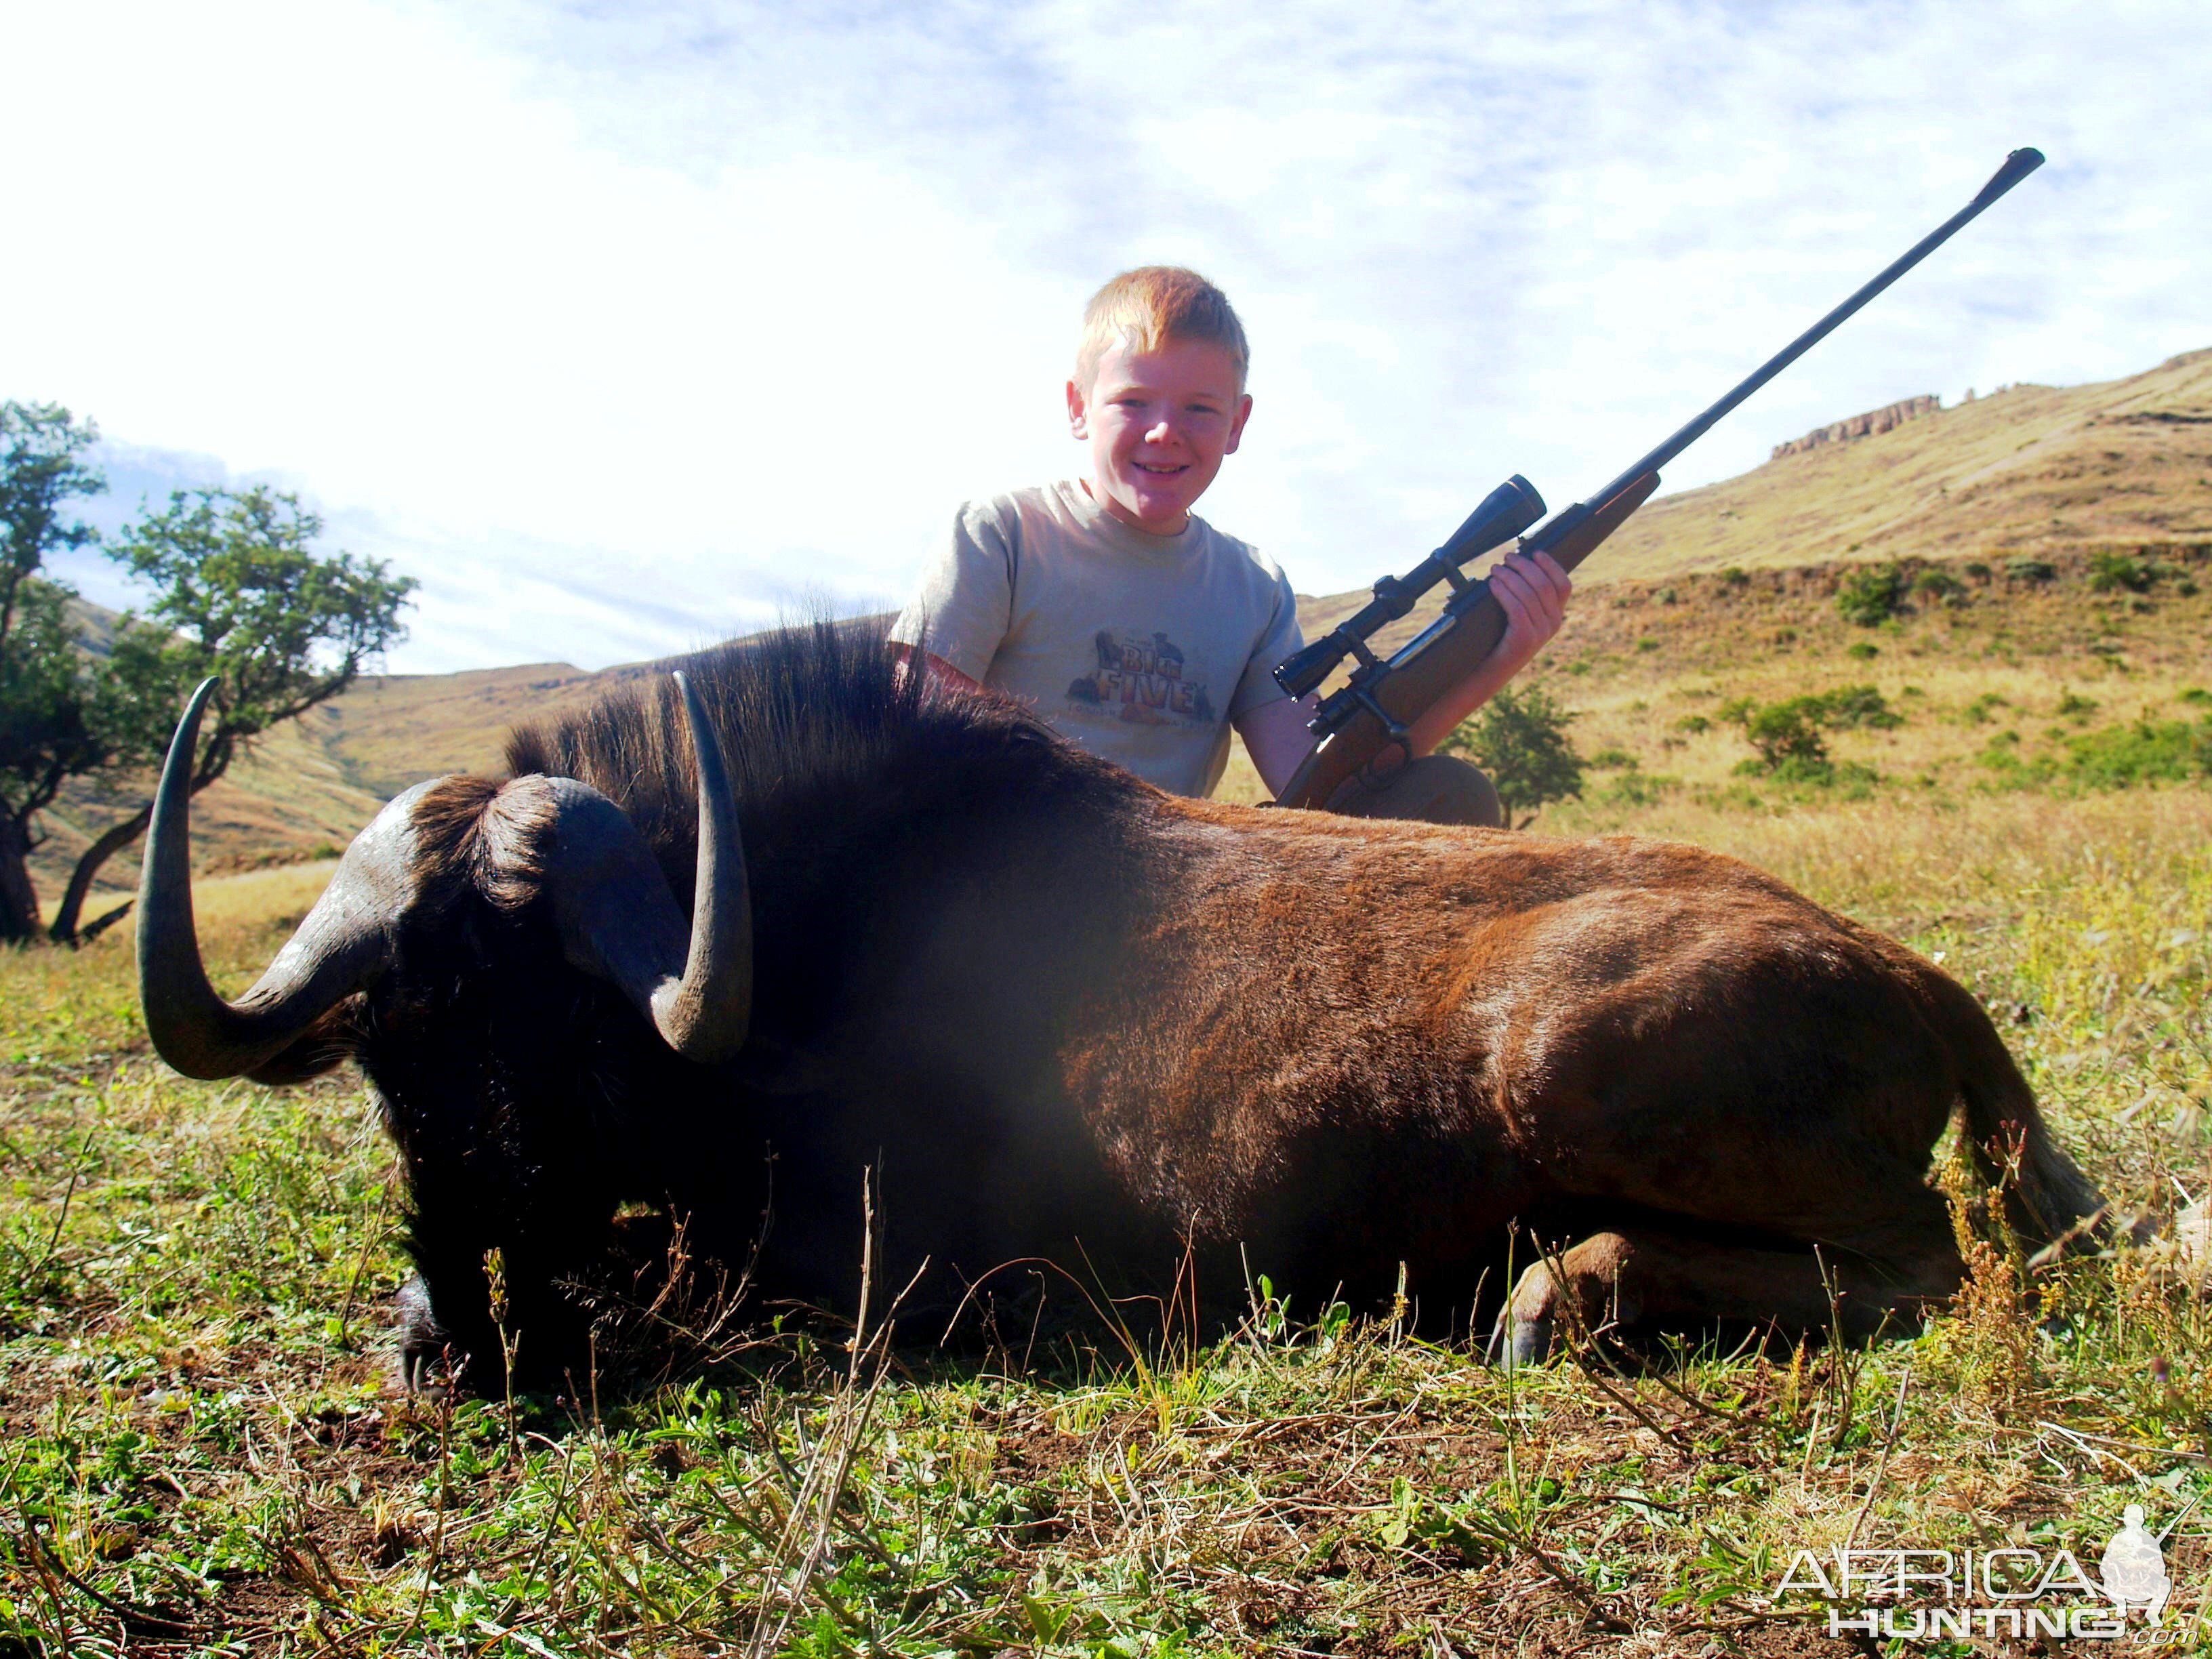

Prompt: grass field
xmin=7 ymin=543 xmax=2212 ymax=1652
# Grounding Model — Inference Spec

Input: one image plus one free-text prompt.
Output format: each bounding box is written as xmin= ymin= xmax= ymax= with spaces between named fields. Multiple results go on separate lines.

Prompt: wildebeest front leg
xmin=1492 ymin=1227 xmax=1964 ymax=1366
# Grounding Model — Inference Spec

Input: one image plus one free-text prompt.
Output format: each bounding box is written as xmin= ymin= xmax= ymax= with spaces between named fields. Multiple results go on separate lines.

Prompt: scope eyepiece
xmin=1273 ymin=635 xmax=1347 ymax=701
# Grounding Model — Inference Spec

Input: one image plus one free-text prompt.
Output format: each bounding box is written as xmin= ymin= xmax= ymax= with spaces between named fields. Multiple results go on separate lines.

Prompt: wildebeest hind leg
xmin=1492 ymin=1219 xmax=1963 ymax=1367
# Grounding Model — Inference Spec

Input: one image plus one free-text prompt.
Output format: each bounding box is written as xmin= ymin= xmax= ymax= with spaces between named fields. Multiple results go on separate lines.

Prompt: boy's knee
xmin=1327 ymin=754 xmax=1504 ymax=827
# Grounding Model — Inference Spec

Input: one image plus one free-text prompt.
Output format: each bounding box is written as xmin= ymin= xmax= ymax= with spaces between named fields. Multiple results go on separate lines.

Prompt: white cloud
xmin=6 ymin=0 xmax=2203 ymax=672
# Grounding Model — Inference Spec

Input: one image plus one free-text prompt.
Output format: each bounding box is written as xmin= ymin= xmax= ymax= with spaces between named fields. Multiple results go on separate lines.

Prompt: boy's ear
xmin=1065 ymin=377 xmax=1090 ymax=440
xmin=1224 ymin=392 xmax=1254 ymax=455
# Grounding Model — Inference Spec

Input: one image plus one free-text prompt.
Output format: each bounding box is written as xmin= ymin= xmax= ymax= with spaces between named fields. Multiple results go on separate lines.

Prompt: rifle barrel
xmin=1584 ymin=147 xmax=2044 ymax=509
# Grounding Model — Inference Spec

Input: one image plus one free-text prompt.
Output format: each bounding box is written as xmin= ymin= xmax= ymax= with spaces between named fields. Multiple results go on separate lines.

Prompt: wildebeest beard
xmin=135 ymin=618 xmax=2109 ymax=1395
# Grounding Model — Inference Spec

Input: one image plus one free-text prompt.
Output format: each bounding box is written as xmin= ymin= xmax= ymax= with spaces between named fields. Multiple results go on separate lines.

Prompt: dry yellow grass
xmin=1592 ymin=346 xmax=2212 ymax=581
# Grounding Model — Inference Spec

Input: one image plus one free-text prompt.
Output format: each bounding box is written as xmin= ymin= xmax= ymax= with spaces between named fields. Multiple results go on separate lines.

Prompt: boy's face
xmin=1067 ymin=335 xmax=1252 ymax=535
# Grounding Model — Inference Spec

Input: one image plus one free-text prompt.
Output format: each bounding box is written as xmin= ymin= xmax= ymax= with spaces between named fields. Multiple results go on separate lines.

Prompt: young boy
xmin=888 ymin=267 xmax=1571 ymax=821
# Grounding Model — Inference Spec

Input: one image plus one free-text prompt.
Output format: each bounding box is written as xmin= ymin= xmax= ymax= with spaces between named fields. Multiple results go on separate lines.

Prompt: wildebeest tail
xmin=1934 ymin=972 xmax=2106 ymax=1247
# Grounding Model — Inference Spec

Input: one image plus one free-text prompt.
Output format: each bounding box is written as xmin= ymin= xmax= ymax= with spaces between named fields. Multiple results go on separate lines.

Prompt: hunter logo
xmin=2102 ymin=1505 xmax=2173 ymax=1623
xmin=1776 ymin=1508 xmax=2189 ymax=1641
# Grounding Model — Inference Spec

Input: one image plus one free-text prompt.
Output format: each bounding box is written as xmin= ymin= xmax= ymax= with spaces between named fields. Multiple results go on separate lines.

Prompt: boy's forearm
xmin=1236 ymin=693 xmax=1322 ymax=798
xmin=926 ymin=653 xmax=981 ymax=692
xmin=893 ymin=644 xmax=981 ymax=693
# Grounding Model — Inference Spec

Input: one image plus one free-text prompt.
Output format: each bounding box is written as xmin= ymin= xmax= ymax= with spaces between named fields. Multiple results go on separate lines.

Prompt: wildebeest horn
xmin=535 ymin=672 xmax=752 ymax=1063
xmin=139 ymin=678 xmax=426 ymax=1080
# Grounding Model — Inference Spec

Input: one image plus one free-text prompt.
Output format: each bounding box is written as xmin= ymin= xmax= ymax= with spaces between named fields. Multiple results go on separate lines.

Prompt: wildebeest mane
xmin=501 ymin=619 xmax=1142 ymax=874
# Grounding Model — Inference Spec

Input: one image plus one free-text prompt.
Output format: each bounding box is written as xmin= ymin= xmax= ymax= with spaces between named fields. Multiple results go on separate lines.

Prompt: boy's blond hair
xmin=1076 ymin=266 xmax=1249 ymax=391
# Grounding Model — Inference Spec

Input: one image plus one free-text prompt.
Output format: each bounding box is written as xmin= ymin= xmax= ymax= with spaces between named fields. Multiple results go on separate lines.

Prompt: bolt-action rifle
xmin=1272 ymin=147 xmax=2048 ymax=813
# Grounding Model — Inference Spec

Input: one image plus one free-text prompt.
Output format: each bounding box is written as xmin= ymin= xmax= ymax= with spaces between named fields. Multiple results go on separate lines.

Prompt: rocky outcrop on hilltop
xmin=1771 ymin=394 xmax=1940 ymax=459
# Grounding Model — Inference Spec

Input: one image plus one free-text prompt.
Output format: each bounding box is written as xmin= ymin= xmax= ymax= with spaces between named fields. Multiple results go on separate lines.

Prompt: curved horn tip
xmin=668 ymin=665 xmax=752 ymax=1063
xmin=137 ymin=676 xmax=401 ymax=1080
xmin=167 ymin=678 xmax=220 ymax=761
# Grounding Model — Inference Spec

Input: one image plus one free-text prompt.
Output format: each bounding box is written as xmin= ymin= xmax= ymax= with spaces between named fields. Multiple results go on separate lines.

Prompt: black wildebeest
xmin=137 ymin=623 xmax=2105 ymax=1387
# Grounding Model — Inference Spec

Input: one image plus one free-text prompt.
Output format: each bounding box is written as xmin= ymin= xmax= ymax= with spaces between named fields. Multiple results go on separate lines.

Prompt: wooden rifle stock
xmin=1275 ymin=471 xmax=1658 ymax=811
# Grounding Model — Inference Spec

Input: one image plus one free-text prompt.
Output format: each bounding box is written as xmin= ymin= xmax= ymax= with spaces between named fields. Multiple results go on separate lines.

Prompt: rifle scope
xmin=1273 ymin=474 xmax=1547 ymax=699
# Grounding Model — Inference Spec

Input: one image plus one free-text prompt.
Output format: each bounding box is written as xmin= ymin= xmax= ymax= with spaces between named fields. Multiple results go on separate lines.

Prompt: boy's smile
xmin=1067 ymin=336 xmax=1252 ymax=535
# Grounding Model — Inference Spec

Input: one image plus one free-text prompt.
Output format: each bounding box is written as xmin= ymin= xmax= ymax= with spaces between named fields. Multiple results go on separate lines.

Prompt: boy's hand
xmin=1486 ymin=549 xmax=1573 ymax=677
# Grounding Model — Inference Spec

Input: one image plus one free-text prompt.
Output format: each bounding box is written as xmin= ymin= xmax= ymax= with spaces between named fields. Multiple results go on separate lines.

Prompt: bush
xmin=1444 ymin=685 xmax=1584 ymax=827
xmin=1730 ymin=752 xmax=1879 ymax=793
xmin=1718 ymin=567 xmax=1749 ymax=589
xmin=2056 ymin=691 xmax=2098 ymax=721
xmin=2006 ymin=557 xmax=2057 ymax=583
xmin=2182 ymin=687 xmax=2212 ymax=707
xmin=1673 ymin=714 xmax=1711 ymax=735
xmin=1819 ymin=684 xmax=1906 ymax=729
xmin=2088 ymin=550 xmax=2155 ymax=593
xmin=1601 ymin=771 xmax=1677 ymax=808
xmin=1732 ymin=684 xmax=1902 ymax=771
xmin=1846 ymin=640 xmax=1879 ymax=661
xmin=1914 ymin=567 xmax=1968 ymax=605
xmin=1837 ymin=563 xmax=1908 ymax=626
xmin=2062 ymin=718 xmax=2212 ymax=789
xmin=1964 ymin=560 xmax=1992 ymax=581
xmin=1588 ymin=747 xmax=1638 ymax=769
xmin=1742 ymin=697 xmax=1832 ymax=768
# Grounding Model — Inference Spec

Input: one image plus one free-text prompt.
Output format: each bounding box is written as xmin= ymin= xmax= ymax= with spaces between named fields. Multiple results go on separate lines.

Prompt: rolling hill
xmin=27 ymin=347 xmax=2212 ymax=915
xmin=1299 ymin=345 xmax=2212 ymax=649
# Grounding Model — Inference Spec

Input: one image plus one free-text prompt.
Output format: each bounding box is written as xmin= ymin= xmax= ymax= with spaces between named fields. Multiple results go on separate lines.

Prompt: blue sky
xmin=7 ymin=0 xmax=2205 ymax=673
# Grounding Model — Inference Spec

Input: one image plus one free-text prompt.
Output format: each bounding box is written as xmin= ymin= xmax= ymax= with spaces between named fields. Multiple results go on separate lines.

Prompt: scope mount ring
xmin=1347 ymin=681 xmax=1415 ymax=775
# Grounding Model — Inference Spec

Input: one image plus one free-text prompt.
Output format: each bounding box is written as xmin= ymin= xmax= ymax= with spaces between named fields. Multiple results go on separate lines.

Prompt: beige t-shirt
xmin=888 ymin=480 xmax=1305 ymax=797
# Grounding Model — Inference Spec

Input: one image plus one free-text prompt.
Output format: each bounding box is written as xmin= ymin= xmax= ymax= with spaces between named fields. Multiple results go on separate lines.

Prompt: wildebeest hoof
xmin=1487 ymin=1261 xmax=1563 ymax=1368
xmin=1487 ymin=1311 xmax=1555 ymax=1369
xmin=396 ymin=1274 xmax=471 ymax=1395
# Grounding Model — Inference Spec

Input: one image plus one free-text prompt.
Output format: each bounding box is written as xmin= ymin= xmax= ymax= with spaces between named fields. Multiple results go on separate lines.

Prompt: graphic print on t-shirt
xmin=1065 ymin=629 xmax=1217 ymax=728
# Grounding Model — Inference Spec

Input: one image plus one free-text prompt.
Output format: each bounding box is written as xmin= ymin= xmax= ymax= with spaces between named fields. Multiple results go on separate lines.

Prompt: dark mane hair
xmin=502 ymin=619 xmax=1141 ymax=860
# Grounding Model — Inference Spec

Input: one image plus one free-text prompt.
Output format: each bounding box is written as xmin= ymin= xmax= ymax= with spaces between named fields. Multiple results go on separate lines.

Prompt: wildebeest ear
xmin=243 ymin=1004 xmax=368 ymax=1086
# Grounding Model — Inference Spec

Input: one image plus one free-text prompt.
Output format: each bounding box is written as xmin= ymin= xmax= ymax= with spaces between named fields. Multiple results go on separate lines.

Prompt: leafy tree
xmin=43 ymin=486 xmax=417 ymax=942
xmin=1445 ymin=684 xmax=1584 ymax=828
xmin=0 ymin=403 xmax=142 ymax=941
xmin=1835 ymin=562 xmax=1908 ymax=626
xmin=1 ymin=398 xmax=416 ymax=944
